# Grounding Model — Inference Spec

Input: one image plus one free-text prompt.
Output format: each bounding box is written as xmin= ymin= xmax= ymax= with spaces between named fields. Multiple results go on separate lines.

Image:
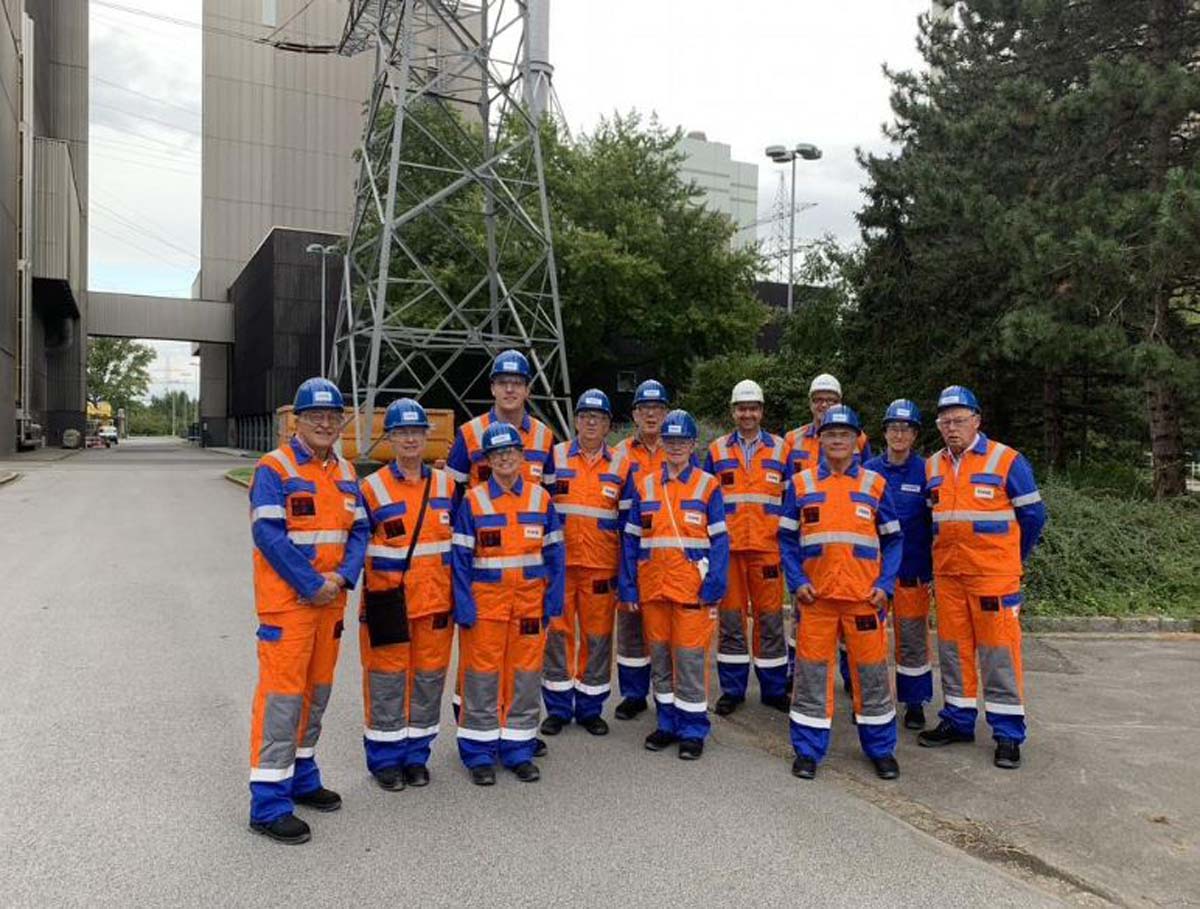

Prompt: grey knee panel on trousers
xmin=508 ymin=669 xmax=542 ymax=730
xmin=617 ymin=610 xmax=646 ymax=658
xmin=673 ymin=645 xmax=708 ymax=704
xmin=854 ymin=660 xmax=895 ymax=718
xmin=543 ymin=629 xmax=569 ymax=682
xmin=462 ymin=669 xmax=500 ymax=731
xmin=583 ymin=634 xmax=613 ymax=686
xmin=898 ymin=617 xmax=929 ymax=667
xmin=259 ymin=693 xmax=303 ymax=768
xmin=367 ymin=671 xmax=407 ymax=731
xmin=650 ymin=641 xmax=673 ymax=696
xmin=978 ymin=644 xmax=1022 ymax=706
xmin=409 ymin=669 xmax=445 ymax=729
xmin=755 ymin=610 xmax=786 ymax=658
xmin=300 ymin=684 xmax=332 ymax=749
xmin=790 ymin=659 xmax=829 ymax=718
xmin=938 ymin=639 xmax=965 ymax=697
xmin=718 ymin=608 xmax=748 ymax=655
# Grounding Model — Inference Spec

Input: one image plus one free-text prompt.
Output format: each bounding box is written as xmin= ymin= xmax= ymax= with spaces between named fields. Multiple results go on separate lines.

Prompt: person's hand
xmin=322 ymin=572 xmax=346 ymax=590
xmin=868 ymin=587 xmax=888 ymax=612
xmin=795 ymin=584 xmax=816 ymax=605
xmin=307 ymin=579 xmax=340 ymax=606
xmin=621 ymin=601 xmax=639 ymax=613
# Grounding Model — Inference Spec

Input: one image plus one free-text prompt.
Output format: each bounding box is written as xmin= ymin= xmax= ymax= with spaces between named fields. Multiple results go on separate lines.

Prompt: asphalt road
xmin=0 ymin=439 xmax=1063 ymax=907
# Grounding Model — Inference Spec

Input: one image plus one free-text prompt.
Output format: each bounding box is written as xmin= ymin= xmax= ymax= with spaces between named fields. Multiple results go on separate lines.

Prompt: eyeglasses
xmin=884 ymin=424 xmax=917 ymax=434
xmin=387 ymin=428 xmax=426 ymax=440
xmin=936 ymin=416 xmax=975 ymax=429
xmin=577 ymin=412 xmax=608 ymax=423
xmin=298 ymin=412 xmax=343 ymax=427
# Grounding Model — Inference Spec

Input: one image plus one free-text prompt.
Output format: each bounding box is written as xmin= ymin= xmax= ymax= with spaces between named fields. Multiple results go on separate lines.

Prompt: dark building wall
xmin=230 ymin=228 xmax=342 ymax=420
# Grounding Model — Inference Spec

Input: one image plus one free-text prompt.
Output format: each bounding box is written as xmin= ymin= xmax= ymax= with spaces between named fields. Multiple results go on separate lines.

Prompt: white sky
xmin=87 ymin=0 xmax=931 ymax=397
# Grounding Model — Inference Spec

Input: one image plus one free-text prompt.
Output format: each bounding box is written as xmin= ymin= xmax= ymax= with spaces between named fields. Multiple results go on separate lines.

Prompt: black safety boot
xmin=872 ymin=755 xmax=900 ymax=780
xmin=403 ymin=765 xmax=430 ymax=787
xmin=533 ymin=738 xmax=548 ymax=757
xmin=540 ymin=715 xmax=568 ymax=736
xmin=791 ymin=756 xmax=817 ymax=780
xmin=714 ymin=694 xmax=743 ymax=716
xmin=372 ymin=767 xmax=405 ymax=791
xmin=293 ymin=787 xmax=342 ymax=812
xmin=761 ymin=694 xmax=791 ymax=713
xmin=249 ymin=813 xmax=311 ymax=845
xmin=644 ymin=729 xmax=679 ymax=751
xmin=580 ymin=716 xmax=609 ymax=736
xmin=903 ymin=705 xmax=927 ymax=730
xmin=615 ymin=697 xmax=648 ymax=720
xmin=512 ymin=761 xmax=541 ymax=782
xmin=469 ymin=765 xmax=496 ymax=786
xmin=994 ymin=740 xmax=1022 ymax=769
xmin=918 ymin=719 xmax=975 ymax=748
xmin=678 ymin=739 xmax=704 ymax=760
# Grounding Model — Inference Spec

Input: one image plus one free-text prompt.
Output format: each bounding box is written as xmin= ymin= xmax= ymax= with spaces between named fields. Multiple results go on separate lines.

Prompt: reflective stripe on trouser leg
xmin=575 ymin=571 xmax=616 ymax=720
xmin=893 ymin=583 xmax=933 ymax=707
xmin=748 ymin=555 xmax=788 ymax=700
xmin=673 ymin=603 xmax=715 ymax=741
xmin=616 ymin=607 xmax=650 ymax=700
xmin=642 ymin=600 xmax=677 ymax=736
xmin=934 ymin=574 xmax=978 ymax=734
xmin=359 ymin=619 xmax=409 ymax=773
xmin=499 ymin=618 xmax=545 ymax=768
xmin=789 ymin=600 xmax=838 ymax=762
xmin=717 ymin=553 xmax=751 ymax=699
xmin=293 ymin=606 xmax=342 ymax=797
xmin=973 ymin=576 xmax=1026 ymax=744
xmin=406 ymin=614 xmax=452 ymax=766
xmin=457 ymin=621 xmax=503 ymax=769
xmin=843 ymin=607 xmax=897 ymax=759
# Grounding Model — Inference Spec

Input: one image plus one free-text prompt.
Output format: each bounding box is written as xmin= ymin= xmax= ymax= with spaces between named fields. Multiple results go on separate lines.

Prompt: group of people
xmin=244 ymin=350 xmax=1047 ymax=845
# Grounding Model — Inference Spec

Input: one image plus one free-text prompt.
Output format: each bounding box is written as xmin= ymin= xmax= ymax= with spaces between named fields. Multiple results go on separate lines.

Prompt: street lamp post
xmin=306 ymin=243 xmax=340 ymax=378
xmin=764 ymin=142 xmax=823 ymax=314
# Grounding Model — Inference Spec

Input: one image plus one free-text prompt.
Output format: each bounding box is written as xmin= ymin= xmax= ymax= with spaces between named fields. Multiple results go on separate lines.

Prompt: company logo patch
xmin=766 ymin=472 xmax=781 ymax=485
xmin=502 ymin=361 xmax=519 ymax=372
xmin=314 ymin=390 xmax=333 ymax=403
xmin=896 ymin=407 xmax=911 ymax=417
xmin=582 ymin=396 xmax=603 ymax=408
xmin=974 ymin=486 xmax=995 ymax=500
xmin=490 ymin=432 xmax=515 ymax=446
xmin=855 ymin=505 xmax=872 ymax=521
xmin=530 ymin=464 xmax=543 ymax=478
xmin=684 ymin=511 xmax=703 ymax=525
xmin=642 ymin=388 xmax=661 ymax=398
xmin=665 ymin=424 xmax=683 ymax=435
xmin=901 ymin=483 xmax=922 ymax=494
xmin=438 ymin=511 xmax=451 ymax=525
xmin=524 ymin=526 xmax=543 ymax=540
xmin=942 ymin=395 xmax=962 ymax=405
xmin=601 ymin=485 xmax=618 ymax=500
xmin=402 ymin=411 xmax=418 ymax=422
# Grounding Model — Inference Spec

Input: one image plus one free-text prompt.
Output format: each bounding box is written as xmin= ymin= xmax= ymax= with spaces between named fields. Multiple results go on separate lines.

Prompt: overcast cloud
xmin=87 ymin=0 xmax=930 ymax=399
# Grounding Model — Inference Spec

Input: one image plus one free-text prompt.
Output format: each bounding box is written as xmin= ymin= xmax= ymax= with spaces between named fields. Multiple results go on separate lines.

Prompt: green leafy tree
xmin=86 ymin=338 xmax=153 ymax=410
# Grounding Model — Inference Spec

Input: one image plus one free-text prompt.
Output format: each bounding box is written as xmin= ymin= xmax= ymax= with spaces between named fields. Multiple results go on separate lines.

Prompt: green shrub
xmin=681 ymin=352 xmax=810 ymax=432
xmin=1023 ymin=478 xmax=1200 ymax=616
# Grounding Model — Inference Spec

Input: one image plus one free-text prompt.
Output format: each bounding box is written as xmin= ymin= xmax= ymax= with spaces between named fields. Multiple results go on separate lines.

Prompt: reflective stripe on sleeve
xmin=1011 ymin=491 xmax=1042 ymax=507
xmin=778 ymin=516 xmax=799 ymax=531
xmin=452 ymin=533 xmax=476 ymax=548
xmin=252 ymin=505 xmax=286 ymax=521
xmin=877 ymin=520 xmax=901 ymax=535
xmin=542 ymin=530 xmax=564 ymax=546
xmin=707 ymin=521 xmax=727 ymax=536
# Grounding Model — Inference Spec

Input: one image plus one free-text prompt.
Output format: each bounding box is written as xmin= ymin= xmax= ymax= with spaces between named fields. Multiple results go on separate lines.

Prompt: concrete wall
xmin=1 ymin=0 xmax=20 ymax=454
xmin=678 ymin=133 xmax=759 ymax=251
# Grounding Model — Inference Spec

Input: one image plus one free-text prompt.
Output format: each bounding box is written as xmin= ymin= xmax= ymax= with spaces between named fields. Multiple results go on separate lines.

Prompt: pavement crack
xmin=715 ymin=710 xmax=1123 ymax=907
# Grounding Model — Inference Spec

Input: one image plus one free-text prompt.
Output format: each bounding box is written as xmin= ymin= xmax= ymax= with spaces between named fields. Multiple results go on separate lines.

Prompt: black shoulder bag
xmin=364 ymin=471 xmax=433 ymax=648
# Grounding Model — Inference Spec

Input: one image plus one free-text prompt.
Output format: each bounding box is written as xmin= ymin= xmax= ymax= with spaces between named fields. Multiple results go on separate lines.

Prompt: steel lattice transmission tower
xmin=331 ymin=0 xmax=572 ymax=443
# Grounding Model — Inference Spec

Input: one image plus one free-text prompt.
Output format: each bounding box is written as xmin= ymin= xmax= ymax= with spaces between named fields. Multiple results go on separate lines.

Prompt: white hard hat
xmin=730 ymin=379 xmax=765 ymax=405
xmin=809 ymin=373 xmax=842 ymax=399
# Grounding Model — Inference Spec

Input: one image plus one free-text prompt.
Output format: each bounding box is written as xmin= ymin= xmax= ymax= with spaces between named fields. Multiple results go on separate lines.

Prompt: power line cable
xmin=91 ymin=100 xmax=200 ymax=136
xmin=91 ymin=199 xmax=199 ymax=261
xmin=90 ymin=74 xmax=201 ymax=115
xmin=92 ymin=187 xmax=199 ymax=253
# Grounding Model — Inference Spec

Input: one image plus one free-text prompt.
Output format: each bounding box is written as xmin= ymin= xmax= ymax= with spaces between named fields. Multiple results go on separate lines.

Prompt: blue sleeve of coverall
xmin=541 ymin=503 xmax=566 ymax=621
xmin=446 ymin=430 xmax=471 ymax=486
xmin=336 ymin=484 xmax=369 ymax=590
xmin=541 ymin=447 xmax=557 ymax=488
xmin=1006 ymin=454 xmax=1047 ymax=562
xmin=860 ymin=434 xmax=873 ymax=463
xmin=702 ymin=448 xmax=715 ymax=473
xmin=873 ymin=486 xmax=903 ymax=597
xmin=618 ymin=488 xmax=643 ymax=604
xmin=700 ymin=487 xmax=730 ymax=604
xmin=249 ymin=465 xmax=326 ymax=601
xmin=451 ymin=503 xmax=478 ymax=627
xmin=777 ymin=483 xmax=808 ymax=592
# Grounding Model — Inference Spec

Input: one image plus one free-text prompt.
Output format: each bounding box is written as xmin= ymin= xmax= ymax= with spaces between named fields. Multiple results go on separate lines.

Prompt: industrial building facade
xmin=678 ymin=131 xmax=759 ymax=251
xmin=1 ymin=0 xmax=88 ymax=455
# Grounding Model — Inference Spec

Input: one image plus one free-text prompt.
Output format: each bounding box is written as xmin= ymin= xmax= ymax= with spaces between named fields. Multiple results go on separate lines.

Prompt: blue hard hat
xmin=660 ymin=409 xmax=698 ymax=440
xmin=293 ymin=377 xmax=345 ymax=414
xmin=385 ymin=398 xmax=429 ymax=431
xmin=818 ymin=405 xmax=862 ymax=434
xmin=633 ymin=379 xmax=670 ymax=407
xmin=481 ymin=421 xmax=524 ymax=455
xmin=575 ymin=388 xmax=612 ymax=416
xmin=883 ymin=398 xmax=922 ymax=427
xmin=490 ymin=349 xmax=532 ymax=381
xmin=936 ymin=385 xmax=980 ymax=413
